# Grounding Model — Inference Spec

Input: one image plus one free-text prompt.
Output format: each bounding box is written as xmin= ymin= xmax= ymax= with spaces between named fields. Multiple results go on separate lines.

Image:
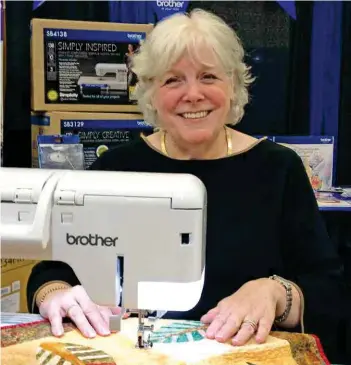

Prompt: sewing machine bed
xmin=1 ymin=317 xmax=330 ymax=365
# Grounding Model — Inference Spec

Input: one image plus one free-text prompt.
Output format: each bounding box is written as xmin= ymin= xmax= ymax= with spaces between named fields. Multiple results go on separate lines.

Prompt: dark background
xmin=2 ymin=1 xmax=351 ymax=362
xmin=2 ymin=1 xmax=315 ymax=168
xmin=338 ymin=1 xmax=351 ymax=187
xmin=4 ymin=1 xmax=349 ymax=185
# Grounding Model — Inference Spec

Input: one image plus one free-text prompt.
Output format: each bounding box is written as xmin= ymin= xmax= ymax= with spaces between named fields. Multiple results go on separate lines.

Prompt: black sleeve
xmin=26 ymin=261 xmax=81 ymax=313
xmin=281 ymin=152 xmax=349 ymax=362
xmin=26 ymin=151 xmax=124 ymax=313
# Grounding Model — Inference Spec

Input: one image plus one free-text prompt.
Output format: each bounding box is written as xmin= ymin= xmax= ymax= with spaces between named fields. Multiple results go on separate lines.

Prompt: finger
xmin=110 ymin=307 xmax=130 ymax=319
xmin=64 ymin=302 xmax=96 ymax=338
xmin=213 ymin=314 xmax=242 ymax=343
xmin=98 ymin=306 xmax=111 ymax=326
xmin=206 ymin=311 xmax=230 ymax=339
xmin=82 ymin=303 xmax=110 ymax=336
xmin=47 ymin=305 xmax=64 ymax=337
xmin=255 ymin=317 xmax=274 ymax=344
xmin=232 ymin=319 xmax=258 ymax=346
xmin=73 ymin=287 xmax=110 ymax=336
xmin=200 ymin=307 xmax=220 ymax=324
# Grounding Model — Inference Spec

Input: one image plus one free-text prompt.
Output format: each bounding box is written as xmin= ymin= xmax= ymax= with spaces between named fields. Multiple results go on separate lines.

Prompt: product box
xmin=315 ymin=192 xmax=351 ymax=211
xmin=37 ymin=134 xmax=85 ymax=170
xmin=1 ymin=259 xmax=38 ymax=313
xmin=273 ymin=136 xmax=335 ymax=191
xmin=31 ymin=18 xmax=153 ymax=112
xmin=31 ymin=112 xmax=153 ymax=169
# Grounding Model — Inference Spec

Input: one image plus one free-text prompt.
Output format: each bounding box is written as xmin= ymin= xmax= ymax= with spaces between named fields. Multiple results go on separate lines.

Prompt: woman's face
xmin=152 ymin=50 xmax=232 ymax=145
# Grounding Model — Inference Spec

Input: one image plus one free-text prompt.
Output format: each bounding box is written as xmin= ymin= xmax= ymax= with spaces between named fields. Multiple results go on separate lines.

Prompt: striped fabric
xmin=149 ymin=320 xmax=206 ymax=344
xmin=36 ymin=342 xmax=116 ymax=365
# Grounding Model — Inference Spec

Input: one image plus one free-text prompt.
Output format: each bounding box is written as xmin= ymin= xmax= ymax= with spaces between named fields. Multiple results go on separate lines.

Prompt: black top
xmin=26 ymin=137 xmax=348 ymax=361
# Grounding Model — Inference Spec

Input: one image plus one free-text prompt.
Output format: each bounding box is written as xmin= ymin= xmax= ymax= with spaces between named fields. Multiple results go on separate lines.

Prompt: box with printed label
xmin=31 ymin=112 xmax=153 ymax=169
xmin=31 ymin=18 xmax=153 ymax=112
xmin=273 ymin=136 xmax=335 ymax=190
xmin=1 ymin=259 xmax=39 ymax=313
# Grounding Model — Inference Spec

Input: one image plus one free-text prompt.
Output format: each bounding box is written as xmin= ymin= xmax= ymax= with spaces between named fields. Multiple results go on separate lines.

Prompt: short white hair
xmin=132 ymin=8 xmax=255 ymax=127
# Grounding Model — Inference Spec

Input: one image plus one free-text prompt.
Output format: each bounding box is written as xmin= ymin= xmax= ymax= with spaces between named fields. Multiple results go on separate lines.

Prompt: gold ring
xmin=241 ymin=319 xmax=258 ymax=332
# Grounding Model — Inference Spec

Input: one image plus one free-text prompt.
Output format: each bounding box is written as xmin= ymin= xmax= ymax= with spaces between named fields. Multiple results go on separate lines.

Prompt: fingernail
xmin=232 ymin=337 xmax=239 ymax=346
xmin=100 ymin=327 xmax=110 ymax=336
xmin=215 ymin=334 xmax=224 ymax=342
xmin=87 ymin=329 xmax=96 ymax=338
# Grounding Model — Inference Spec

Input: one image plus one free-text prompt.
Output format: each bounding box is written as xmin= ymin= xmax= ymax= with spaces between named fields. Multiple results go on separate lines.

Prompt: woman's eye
xmin=164 ymin=77 xmax=180 ymax=85
xmin=202 ymin=74 xmax=217 ymax=80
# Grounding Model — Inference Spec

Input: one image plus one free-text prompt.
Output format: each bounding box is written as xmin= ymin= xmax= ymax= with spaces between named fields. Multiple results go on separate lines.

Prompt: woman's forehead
xmin=166 ymin=51 xmax=222 ymax=73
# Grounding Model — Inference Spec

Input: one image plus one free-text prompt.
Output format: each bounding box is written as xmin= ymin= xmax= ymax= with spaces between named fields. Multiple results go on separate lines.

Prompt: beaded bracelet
xmin=269 ymin=275 xmax=293 ymax=323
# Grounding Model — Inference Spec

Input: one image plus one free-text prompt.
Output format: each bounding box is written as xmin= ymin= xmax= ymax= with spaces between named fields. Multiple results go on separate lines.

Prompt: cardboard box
xmin=274 ymin=136 xmax=335 ymax=190
xmin=31 ymin=18 xmax=153 ymax=112
xmin=31 ymin=112 xmax=153 ymax=169
xmin=1 ymin=259 xmax=38 ymax=313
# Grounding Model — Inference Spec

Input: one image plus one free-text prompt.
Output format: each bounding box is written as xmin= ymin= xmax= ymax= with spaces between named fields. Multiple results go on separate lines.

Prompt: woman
xmin=26 ymin=9 xmax=346 ymax=359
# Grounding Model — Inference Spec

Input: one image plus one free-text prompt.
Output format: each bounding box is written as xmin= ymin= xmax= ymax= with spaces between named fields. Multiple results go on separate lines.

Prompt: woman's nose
xmin=183 ymin=81 xmax=205 ymax=103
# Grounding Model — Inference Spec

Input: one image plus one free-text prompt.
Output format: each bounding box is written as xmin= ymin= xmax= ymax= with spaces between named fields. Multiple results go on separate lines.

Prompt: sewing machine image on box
xmin=77 ymin=63 xmax=128 ymax=96
xmin=0 ymin=168 xmax=207 ymax=349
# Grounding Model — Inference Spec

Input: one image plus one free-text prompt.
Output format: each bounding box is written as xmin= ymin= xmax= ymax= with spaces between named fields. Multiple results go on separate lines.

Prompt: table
xmin=0 ymin=312 xmax=343 ymax=365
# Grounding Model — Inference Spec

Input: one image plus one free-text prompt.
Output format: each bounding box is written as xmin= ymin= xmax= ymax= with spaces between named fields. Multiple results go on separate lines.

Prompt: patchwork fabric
xmin=1 ymin=319 xmax=331 ymax=365
xmin=36 ymin=342 xmax=116 ymax=365
xmin=273 ymin=332 xmax=331 ymax=365
xmin=150 ymin=321 xmax=207 ymax=343
xmin=1 ymin=320 xmax=75 ymax=347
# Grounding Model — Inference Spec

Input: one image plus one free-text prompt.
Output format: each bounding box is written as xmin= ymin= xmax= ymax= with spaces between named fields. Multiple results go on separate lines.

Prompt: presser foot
xmin=136 ymin=332 xmax=153 ymax=349
xmin=135 ymin=310 xmax=155 ymax=349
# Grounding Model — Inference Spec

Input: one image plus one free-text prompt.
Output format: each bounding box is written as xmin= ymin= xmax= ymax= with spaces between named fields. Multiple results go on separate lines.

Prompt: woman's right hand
xmin=39 ymin=285 xmax=128 ymax=338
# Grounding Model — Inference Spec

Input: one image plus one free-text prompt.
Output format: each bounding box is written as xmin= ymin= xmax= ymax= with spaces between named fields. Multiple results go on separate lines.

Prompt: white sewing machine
xmin=0 ymin=168 xmax=206 ymax=348
xmin=77 ymin=63 xmax=128 ymax=93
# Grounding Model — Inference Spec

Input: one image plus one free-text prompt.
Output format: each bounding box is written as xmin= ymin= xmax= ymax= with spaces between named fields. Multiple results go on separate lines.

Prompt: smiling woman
xmin=26 ymin=8 xmax=347 ymax=363
xmin=132 ymin=9 xmax=254 ymax=159
xmin=133 ymin=9 xmax=253 ymax=125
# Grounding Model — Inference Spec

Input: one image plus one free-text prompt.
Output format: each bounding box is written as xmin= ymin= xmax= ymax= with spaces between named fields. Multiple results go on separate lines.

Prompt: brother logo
xmin=66 ymin=233 xmax=118 ymax=247
xmin=127 ymin=33 xmax=143 ymax=40
xmin=156 ymin=0 xmax=184 ymax=8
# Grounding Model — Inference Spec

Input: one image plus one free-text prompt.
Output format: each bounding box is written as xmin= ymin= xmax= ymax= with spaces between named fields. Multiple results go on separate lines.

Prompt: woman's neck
xmin=163 ymin=128 xmax=229 ymax=160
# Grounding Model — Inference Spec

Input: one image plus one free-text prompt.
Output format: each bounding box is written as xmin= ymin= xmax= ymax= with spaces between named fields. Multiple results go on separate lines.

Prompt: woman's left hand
xmin=200 ymin=278 xmax=285 ymax=346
